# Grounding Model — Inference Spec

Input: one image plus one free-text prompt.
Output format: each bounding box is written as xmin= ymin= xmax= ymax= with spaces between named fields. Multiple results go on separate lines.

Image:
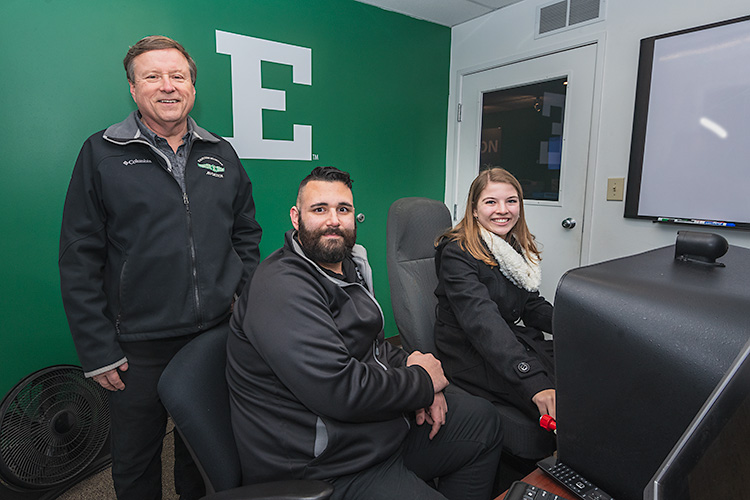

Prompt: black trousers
xmin=107 ymin=325 xmax=227 ymax=500
xmin=329 ymin=390 xmax=504 ymax=500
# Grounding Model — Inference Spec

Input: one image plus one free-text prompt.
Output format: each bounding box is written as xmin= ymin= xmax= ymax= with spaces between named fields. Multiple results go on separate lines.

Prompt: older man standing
xmin=59 ymin=35 xmax=261 ymax=499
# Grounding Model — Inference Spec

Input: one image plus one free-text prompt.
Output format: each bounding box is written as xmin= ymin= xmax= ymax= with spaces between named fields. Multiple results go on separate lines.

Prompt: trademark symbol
xmin=312 ymin=153 xmax=319 ymax=160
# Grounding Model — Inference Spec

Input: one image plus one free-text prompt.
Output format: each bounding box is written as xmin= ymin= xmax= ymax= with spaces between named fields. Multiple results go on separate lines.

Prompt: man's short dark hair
xmin=124 ymin=35 xmax=197 ymax=85
xmin=298 ymin=167 xmax=353 ymax=198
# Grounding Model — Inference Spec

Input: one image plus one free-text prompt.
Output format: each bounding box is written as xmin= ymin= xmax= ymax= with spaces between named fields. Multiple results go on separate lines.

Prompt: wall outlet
xmin=607 ymin=177 xmax=625 ymax=201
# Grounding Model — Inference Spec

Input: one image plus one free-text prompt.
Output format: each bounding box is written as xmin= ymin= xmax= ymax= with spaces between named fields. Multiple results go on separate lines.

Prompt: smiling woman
xmin=473 ymin=181 xmax=520 ymax=239
xmin=432 ymin=167 xmax=557 ymax=435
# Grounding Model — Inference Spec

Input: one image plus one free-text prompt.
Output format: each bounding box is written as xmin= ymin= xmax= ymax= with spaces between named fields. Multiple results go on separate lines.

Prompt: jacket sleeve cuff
xmin=409 ymin=365 xmax=438 ymax=406
xmin=520 ymin=372 xmax=555 ymax=403
xmin=84 ymin=357 xmax=128 ymax=378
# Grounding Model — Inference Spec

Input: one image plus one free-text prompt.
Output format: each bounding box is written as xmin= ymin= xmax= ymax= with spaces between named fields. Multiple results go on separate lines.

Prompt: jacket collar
xmin=103 ymin=110 xmax=219 ymax=145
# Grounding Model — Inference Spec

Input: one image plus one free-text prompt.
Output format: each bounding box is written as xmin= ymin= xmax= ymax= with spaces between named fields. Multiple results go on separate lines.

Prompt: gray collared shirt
xmin=135 ymin=113 xmax=194 ymax=192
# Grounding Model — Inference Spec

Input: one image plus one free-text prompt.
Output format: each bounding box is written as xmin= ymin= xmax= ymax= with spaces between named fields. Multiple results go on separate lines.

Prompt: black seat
xmin=386 ymin=197 xmax=555 ymax=485
xmin=157 ymin=326 xmax=333 ymax=500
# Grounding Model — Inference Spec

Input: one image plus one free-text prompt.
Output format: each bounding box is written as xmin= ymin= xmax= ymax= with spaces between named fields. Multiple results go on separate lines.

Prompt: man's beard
xmin=298 ymin=218 xmax=357 ymax=265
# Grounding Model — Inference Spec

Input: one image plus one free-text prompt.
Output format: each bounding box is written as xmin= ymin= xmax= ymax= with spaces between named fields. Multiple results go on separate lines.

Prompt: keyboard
xmin=536 ymin=456 xmax=614 ymax=500
xmin=504 ymin=481 xmax=566 ymax=499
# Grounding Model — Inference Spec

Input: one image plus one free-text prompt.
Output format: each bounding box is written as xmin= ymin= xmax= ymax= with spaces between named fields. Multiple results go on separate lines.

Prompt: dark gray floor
xmin=58 ymin=421 xmax=179 ymax=500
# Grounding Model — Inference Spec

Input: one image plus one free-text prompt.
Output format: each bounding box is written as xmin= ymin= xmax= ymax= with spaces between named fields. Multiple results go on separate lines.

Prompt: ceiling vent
xmin=536 ymin=0 xmax=604 ymax=37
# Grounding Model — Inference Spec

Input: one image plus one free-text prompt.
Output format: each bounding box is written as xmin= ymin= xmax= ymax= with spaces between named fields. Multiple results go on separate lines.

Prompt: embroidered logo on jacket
xmin=197 ymin=156 xmax=225 ymax=178
xmin=123 ymin=159 xmax=153 ymax=166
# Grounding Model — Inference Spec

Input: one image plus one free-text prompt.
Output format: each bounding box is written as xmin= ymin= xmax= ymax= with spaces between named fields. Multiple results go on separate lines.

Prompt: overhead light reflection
xmin=659 ymin=35 xmax=750 ymax=61
xmin=699 ymin=117 xmax=728 ymax=139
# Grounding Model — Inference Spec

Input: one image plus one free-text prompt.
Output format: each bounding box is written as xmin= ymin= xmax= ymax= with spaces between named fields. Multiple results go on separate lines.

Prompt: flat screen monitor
xmin=644 ymin=337 xmax=750 ymax=500
xmin=624 ymin=15 xmax=750 ymax=230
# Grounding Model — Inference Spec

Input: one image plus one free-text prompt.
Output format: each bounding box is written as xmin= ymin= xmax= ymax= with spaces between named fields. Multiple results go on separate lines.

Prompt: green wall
xmin=0 ymin=0 xmax=449 ymax=396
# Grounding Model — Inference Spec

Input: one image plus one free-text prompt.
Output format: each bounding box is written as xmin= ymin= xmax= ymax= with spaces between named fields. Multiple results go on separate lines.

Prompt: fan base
xmin=0 ymin=452 xmax=111 ymax=500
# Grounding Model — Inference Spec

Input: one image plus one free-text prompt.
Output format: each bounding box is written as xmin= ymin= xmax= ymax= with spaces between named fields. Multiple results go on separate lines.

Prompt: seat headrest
xmin=387 ymin=197 xmax=452 ymax=262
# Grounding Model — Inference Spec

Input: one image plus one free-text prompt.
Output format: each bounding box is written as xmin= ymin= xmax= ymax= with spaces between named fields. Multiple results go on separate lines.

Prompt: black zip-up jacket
xmin=59 ymin=111 xmax=261 ymax=377
xmin=226 ymin=230 xmax=434 ymax=483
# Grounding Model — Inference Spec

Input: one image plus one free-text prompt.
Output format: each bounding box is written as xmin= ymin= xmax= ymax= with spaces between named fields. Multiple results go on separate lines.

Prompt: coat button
xmin=518 ymin=362 xmax=530 ymax=373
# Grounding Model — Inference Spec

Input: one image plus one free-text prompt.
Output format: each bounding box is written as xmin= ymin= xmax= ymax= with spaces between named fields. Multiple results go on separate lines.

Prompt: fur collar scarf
xmin=479 ymin=226 xmax=541 ymax=292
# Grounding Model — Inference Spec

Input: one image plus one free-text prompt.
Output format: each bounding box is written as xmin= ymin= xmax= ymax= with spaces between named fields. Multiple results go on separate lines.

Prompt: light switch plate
xmin=607 ymin=177 xmax=625 ymax=201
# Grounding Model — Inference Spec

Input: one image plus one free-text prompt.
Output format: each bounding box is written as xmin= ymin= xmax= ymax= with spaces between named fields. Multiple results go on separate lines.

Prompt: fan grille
xmin=0 ymin=365 xmax=110 ymax=489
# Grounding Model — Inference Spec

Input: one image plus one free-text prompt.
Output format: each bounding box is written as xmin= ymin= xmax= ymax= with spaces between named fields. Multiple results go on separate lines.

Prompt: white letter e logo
xmin=216 ymin=30 xmax=312 ymax=161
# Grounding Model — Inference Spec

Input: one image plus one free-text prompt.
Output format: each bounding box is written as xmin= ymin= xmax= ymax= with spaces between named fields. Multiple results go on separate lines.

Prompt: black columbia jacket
xmin=227 ymin=230 xmax=434 ymax=483
xmin=59 ymin=111 xmax=261 ymax=377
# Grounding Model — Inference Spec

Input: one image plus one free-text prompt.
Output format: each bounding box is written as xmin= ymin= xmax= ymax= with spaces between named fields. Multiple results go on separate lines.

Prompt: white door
xmin=451 ymin=43 xmax=597 ymax=302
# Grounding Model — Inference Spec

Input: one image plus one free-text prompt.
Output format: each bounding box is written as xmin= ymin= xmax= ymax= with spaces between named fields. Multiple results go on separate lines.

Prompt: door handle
xmin=561 ymin=218 xmax=576 ymax=229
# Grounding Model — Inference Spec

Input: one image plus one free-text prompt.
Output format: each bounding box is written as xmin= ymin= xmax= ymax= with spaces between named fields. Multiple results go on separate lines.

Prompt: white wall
xmin=447 ymin=0 xmax=750 ymax=266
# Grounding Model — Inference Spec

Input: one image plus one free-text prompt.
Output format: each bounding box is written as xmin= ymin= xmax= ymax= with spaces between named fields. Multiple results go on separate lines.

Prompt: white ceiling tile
xmin=355 ymin=0 xmax=499 ymax=26
xmin=472 ymin=0 xmax=524 ymax=10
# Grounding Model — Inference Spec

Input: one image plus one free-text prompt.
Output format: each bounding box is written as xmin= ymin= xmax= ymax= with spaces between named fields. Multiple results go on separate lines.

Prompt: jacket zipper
xmin=183 ymin=191 xmax=203 ymax=328
xmin=115 ymin=260 xmax=128 ymax=335
xmin=372 ymin=342 xmax=388 ymax=371
xmin=290 ymin=235 xmax=413 ymax=428
xmin=112 ymin=137 xmax=204 ymax=330
xmin=148 ymin=142 xmax=203 ymax=329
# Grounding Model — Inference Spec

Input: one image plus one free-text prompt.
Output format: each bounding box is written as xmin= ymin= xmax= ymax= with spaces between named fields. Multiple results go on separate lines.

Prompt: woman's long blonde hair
xmin=439 ymin=168 xmax=541 ymax=266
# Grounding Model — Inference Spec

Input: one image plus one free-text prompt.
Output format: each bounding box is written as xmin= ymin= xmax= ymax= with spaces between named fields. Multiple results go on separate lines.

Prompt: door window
xmin=480 ymin=78 xmax=568 ymax=201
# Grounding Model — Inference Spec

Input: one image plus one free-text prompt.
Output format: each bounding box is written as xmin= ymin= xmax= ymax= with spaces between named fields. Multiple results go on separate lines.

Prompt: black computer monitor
xmin=552 ymin=234 xmax=750 ymax=500
xmin=643 ymin=337 xmax=750 ymax=500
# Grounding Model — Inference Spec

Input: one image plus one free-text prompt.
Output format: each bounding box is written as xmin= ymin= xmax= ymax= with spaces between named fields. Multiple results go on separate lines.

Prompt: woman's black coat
xmin=433 ymin=239 xmax=554 ymax=415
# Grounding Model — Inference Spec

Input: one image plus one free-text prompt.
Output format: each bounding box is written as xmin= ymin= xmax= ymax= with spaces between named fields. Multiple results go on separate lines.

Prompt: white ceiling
xmin=355 ymin=0 xmax=524 ymax=27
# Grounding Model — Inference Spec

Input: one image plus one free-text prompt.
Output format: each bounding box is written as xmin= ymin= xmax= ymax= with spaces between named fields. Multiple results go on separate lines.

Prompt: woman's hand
xmin=532 ymin=388 xmax=556 ymax=420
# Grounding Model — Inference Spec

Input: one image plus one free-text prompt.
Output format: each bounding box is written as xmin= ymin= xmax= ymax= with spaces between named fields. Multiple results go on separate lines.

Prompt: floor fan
xmin=0 ymin=365 xmax=111 ymax=500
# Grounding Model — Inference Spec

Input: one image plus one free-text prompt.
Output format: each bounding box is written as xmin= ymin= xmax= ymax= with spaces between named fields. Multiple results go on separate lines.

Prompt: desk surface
xmin=495 ymin=468 xmax=575 ymax=500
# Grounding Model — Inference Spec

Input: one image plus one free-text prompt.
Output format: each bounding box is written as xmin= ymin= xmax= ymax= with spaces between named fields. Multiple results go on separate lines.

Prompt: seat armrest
xmin=202 ymin=479 xmax=334 ymax=500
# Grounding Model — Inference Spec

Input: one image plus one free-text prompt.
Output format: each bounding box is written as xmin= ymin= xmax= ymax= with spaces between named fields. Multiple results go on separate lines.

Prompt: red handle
xmin=539 ymin=414 xmax=556 ymax=432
